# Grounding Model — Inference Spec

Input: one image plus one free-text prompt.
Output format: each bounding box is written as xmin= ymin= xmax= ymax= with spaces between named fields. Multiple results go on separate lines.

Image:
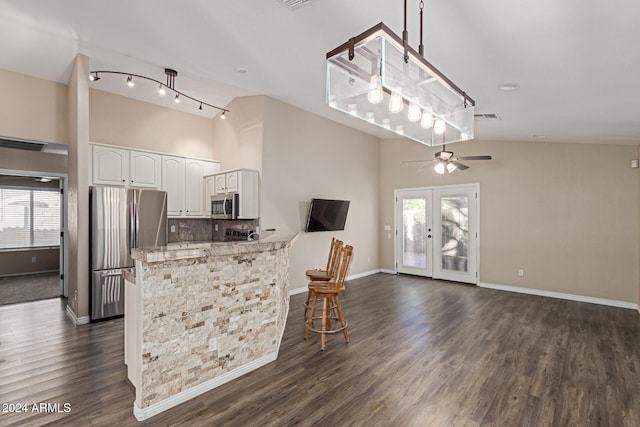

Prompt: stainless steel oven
xmin=211 ymin=193 xmax=238 ymax=219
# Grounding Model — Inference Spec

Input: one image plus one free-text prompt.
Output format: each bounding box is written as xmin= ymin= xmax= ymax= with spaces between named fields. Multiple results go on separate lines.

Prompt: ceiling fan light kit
xmin=325 ymin=0 xmax=475 ymax=147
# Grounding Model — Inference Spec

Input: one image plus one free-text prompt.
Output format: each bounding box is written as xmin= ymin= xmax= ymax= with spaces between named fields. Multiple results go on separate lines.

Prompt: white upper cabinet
xmin=92 ymin=146 xmax=129 ymax=186
xmin=225 ymin=171 xmax=238 ymax=193
xmin=161 ymin=156 xmax=185 ymax=217
xmin=214 ymin=175 xmax=227 ymax=195
xmin=162 ymin=157 xmax=220 ymax=217
xmin=185 ymin=159 xmax=206 ymax=216
xmin=129 ymin=151 xmax=161 ymax=188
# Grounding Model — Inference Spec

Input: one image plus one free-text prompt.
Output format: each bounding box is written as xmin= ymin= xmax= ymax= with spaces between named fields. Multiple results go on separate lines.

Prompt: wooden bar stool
xmin=304 ymin=238 xmax=343 ymax=318
xmin=304 ymin=245 xmax=353 ymax=351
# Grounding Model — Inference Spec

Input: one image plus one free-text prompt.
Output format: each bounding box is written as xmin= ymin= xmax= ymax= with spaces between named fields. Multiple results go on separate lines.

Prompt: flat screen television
xmin=305 ymin=198 xmax=350 ymax=232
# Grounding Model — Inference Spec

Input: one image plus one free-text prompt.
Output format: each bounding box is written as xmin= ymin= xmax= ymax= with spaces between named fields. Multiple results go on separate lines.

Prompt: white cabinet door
xmin=214 ymin=174 xmax=226 ymax=195
xmin=204 ymin=176 xmax=215 ymax=216
xmin=185 ymin=159 xmax=205 ymax=216
xmin=129 ymin=151 xmax=161 ymax=188
xmin=161 ymin=156 xmax=185 ymax=216
xmin=225 ymin=171 xmax=239 ymax=193
xmin=93 ymin=146 xmax=129 ymax=186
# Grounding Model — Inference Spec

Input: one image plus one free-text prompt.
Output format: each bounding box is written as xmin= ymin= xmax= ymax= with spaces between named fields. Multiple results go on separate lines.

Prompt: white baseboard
xmin=380 ymin=269 xmax=396 ymax=274
xmin=288 ymin=269 xmax=385 ymax=296
xmin=479 ymin=282 xmax=639 ymax=310
xmin=65 ymin=305 xmax=90 ymax=325
xmin=346 ymin=269 xmax=381 ymax=281
xmin=133 ymin=352 xmax=277 ymax=421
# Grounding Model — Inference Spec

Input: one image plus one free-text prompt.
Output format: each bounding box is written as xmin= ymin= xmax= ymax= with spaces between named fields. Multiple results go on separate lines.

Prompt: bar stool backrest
xmin=326 ymin=238 xmax=343 ymax=279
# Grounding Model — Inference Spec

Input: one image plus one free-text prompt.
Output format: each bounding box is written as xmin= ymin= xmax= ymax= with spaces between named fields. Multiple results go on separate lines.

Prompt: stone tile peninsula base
xmin=126 ymin=234 xmax=297 ymax=421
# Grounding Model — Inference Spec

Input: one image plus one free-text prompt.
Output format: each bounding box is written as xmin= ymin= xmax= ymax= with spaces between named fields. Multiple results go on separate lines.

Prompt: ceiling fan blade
xmin=450 ymin=160 xmax=470 ymax=170
xmin=402 ymin=159 xmax=435 ymax=164
xmin=456 ymin=155 xmax=492 ymax=161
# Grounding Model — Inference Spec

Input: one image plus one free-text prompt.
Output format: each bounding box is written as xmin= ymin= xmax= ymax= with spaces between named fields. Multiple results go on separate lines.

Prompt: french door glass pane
xmin=402 ymin=198 xmax=426 ymax=268
xmin=441 ymin=195 xmax=468 ymax=272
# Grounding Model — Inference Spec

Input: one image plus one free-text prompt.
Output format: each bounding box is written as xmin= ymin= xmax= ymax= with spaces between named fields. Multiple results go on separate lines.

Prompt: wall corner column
xmin=66 ymin=54 xmax=91 ymax=321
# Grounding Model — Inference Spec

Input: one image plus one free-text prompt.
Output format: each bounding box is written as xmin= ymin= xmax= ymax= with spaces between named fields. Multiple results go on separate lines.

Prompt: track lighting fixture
xmin=89 ymin=68 xmax=230 ymax=116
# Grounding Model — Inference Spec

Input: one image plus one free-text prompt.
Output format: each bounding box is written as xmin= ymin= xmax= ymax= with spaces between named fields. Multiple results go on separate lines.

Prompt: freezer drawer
xmin=91 ymin=269 xmax=126 ymax=320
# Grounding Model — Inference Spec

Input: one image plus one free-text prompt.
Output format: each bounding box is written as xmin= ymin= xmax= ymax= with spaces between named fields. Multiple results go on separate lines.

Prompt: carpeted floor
xmin=0 ymin=272 xmax=61 ymax=305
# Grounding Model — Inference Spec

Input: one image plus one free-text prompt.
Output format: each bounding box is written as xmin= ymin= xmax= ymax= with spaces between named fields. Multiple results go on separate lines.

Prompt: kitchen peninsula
xmin=124 ymin=233 xmax=297 ymax=421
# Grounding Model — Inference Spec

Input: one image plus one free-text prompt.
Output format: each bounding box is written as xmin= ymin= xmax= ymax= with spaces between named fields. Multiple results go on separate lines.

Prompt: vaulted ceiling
xmin=1 ymin=0 xmax=639 ymax=145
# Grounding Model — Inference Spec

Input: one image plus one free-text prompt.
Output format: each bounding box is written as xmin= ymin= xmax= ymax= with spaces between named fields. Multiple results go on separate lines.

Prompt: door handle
xmin=101 ymin=271 xmax=123 ymax=278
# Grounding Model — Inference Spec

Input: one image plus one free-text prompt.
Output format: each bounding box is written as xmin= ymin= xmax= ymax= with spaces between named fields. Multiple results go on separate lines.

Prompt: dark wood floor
xmin=1 ymin=273 xmax=639 ymax=426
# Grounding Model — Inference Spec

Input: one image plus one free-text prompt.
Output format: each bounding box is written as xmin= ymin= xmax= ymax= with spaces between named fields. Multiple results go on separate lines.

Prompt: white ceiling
xmin=1 ymin=0 xmax=639 ymax=145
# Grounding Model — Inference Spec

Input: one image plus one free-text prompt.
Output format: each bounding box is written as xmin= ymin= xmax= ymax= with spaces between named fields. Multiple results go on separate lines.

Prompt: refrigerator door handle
xmin=101 ymin=271 xmax=124 ymax=278
xmin=129 ymin=190 xmax=137 ymax=251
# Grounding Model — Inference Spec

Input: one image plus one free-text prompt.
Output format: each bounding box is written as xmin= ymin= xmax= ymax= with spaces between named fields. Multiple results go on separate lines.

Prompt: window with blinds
xmin=0 ymin=187 xmax=61 ymax=250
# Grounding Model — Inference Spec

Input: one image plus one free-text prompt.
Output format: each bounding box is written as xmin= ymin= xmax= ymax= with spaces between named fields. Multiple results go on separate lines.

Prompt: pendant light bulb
xmin=367 ymin=75 xmax=384 ymax=104
xmin=434 ymin=162 xmax=446 ymax=174
xmin=388 ymin=88 xmax=404 ymax=114
xmin=446 ymin=163 xmax=457 ymax=173
xmin=407 ymin=98 xmax=422 ymax=122
xmin=174 ymin=93 xmax=180 ymax=103
xmin=434 ymin=118 xmax=446 ymax=135
xmin=127 ymin=75 xmax=134 ymax=87
xmin=158 ymin=84 xmax=166 ymax=96
xmin=366 ymin=112 xmax=375 ymax=123
xmin=421 ymin=107 xmax=434 ymax=128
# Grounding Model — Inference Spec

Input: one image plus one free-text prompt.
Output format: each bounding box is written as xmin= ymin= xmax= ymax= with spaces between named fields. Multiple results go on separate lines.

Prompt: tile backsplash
xmin=168 ymin=218 xmax=259 ymax=243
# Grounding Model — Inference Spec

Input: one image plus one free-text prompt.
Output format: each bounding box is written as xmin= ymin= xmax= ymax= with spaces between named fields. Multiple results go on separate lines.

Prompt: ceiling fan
xmin=403 ymin=145 xmax=492 ymax=174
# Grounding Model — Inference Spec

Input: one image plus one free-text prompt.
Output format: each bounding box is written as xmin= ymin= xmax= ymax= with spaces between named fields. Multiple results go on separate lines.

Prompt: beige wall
xmin=89 ymin=89 xmax=215 ymax=159
xmin=262 ymin=97 xmax=380 ymax=291
xmin=0 ymin=148 xmax=67 ymax=175
xmin=0 ymin=248 xmax=59 ymax=276
xmin=0 ymin=68 xmax=68 ymax=144
xmin=380 ymin=138 xmax=638 ymax=303
xmin=211 ymin=96 xmax=264 ymax=172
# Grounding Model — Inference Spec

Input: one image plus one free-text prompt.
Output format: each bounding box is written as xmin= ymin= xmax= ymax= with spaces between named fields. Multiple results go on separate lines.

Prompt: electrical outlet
xmin=384 ymin=225 xmax=391 ymax=231
xmin=74 ymin=290 xmax=78 ymax=301
xmin=518 ymin=269 xmax=524 ymax=277
xmin=170 ymin=225 xmax=176 ymax=233
xmin=214 ymin=224 xmax=219 ymax=232
xmin=209 ymin=338 xmax=217 ymax=351
xmin=31 ymin=257 xmax=37 ymax=263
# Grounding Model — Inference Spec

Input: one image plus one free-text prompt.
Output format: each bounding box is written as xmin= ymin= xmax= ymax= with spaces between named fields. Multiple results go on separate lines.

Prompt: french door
xmin=395 ymin=184 xmax=478 ymax=284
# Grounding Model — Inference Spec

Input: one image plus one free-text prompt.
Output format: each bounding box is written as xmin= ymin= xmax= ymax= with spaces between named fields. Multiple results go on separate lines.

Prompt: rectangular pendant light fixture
xmin=326 ymin=22 xmax=474 ymax=146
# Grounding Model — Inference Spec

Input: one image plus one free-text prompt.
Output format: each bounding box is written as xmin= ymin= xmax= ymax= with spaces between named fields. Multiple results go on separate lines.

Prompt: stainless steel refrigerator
xmin=90 ymin=186 xmax=167 ymax=321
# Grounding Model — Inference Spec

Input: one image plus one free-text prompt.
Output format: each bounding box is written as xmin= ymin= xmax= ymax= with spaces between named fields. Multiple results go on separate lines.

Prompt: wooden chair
xmin=304 ymin=245 xmax=353 ymax=351
xmin=304 ymin=238 xmax=343 ymax=317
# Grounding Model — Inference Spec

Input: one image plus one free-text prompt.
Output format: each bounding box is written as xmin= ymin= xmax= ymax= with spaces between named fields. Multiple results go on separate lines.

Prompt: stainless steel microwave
xmin=211 ymin=193 xmax=238 ymax=219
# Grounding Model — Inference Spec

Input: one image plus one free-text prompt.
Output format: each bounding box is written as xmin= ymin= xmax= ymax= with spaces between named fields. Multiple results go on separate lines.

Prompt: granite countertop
xmin=131 ymin=232 xmax=298 ymax=263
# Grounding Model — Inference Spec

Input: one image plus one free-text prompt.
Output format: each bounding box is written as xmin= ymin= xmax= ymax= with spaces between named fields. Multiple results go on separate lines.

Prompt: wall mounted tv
xmin=305 ymin=198 xmax=350 ymax=232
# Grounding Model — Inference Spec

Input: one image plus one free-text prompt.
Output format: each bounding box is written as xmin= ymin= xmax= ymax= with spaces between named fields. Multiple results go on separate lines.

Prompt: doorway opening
xmin=395 ymin=184 xmax=479 ymax=284
xmin=0 ymin=171 xmax=68 ymax=305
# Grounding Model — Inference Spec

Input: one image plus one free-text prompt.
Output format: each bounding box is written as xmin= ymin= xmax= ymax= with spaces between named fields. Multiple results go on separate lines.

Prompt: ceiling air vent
xmin=0 ymin=137 xmax=47 ymax=152
xmin=278 ymin=0 xmax=311 ymax=10
xmin=474 ymin=113 xmax=501 ymax=120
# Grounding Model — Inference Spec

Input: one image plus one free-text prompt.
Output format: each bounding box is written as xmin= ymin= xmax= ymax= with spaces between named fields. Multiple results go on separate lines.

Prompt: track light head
xmin=89 ymin=72 xmax=100 ymax=82
xmin=174 ymin=93 xmax=180 ymax=103
xmin=126 ymin=75 xmax=134 ymax=87
xmin=221 ymin=111 xmax=226 ymax=120
xmin=199 ymin=102 xmax=203 ymax=111
xmin=158 ymin=84 xmax=166 ymax=96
